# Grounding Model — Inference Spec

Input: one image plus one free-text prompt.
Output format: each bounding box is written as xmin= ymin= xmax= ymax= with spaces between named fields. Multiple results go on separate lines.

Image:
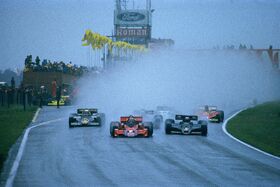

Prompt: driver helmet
xmin=127 ymin=115 xmax=136 ymax=126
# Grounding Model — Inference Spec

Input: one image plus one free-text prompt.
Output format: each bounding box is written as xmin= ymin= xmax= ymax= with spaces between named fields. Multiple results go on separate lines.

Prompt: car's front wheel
xmin=199 ymin=120 xmax=208 ymax=136
xmin=144 ymin=122 xmax=153 ymax=137
xmin=99 ymin=113 xmax=106 ymax=125
xmin=96 ymin=116 xmax=102 ymax=125
xmin=110 ymin=122 xmax=119 ymax=137
xmin=165 ymin=119 xmax=174 ymax=134
xmin=69 ymin=117 xmax=75 ymax=128
xmin=219 ymin=111 xmax=224 ymax=123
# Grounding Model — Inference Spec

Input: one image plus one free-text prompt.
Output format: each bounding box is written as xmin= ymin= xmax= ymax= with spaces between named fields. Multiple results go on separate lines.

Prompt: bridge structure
xmin=186 ymin=47 xmax=279 ymax=68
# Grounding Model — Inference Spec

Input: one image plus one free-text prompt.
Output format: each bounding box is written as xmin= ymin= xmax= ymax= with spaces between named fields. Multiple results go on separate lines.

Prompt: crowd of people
xmin=0 ymin=78 xmax=69 ymax=108
xmin=24 ymin=55 xmax=89 ymax=76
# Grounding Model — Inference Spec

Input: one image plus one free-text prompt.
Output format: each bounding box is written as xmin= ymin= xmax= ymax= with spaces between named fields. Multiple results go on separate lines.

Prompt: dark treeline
xmin=0 ymin=69 xmax=22 ymax=87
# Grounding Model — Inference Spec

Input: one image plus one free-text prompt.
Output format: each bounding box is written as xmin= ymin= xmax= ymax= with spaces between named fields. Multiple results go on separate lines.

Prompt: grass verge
xmin=227 ymin=101 xmax=280 ymax=157
xmin=0 ymin=105 xmax=37 ymax=172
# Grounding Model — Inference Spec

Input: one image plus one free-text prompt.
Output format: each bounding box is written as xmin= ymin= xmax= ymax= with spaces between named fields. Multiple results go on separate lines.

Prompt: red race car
xmin=198 ymin=105 xmax=224 ymax=123
xmin=110 ymin=115 xmax=153 ymax=137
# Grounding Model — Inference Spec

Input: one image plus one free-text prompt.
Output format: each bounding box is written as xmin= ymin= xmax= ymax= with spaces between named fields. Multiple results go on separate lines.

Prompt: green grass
xmin=227 ymin=101 xmax=280 ymax=157
xmin=0 ymin=105 xmax=37 ymax=172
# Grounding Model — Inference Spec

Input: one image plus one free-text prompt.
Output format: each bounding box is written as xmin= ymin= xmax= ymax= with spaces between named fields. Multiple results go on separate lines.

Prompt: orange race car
xmin=110 ymin=115 xmax=153 ymax=138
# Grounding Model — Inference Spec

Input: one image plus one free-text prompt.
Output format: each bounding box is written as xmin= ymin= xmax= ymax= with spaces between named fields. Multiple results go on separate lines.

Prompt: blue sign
xmin=117 ymin=12 xmax=146 ymax=22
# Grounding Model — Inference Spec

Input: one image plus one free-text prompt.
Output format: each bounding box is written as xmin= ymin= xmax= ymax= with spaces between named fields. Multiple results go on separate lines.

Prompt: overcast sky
xmin=0 ymin=0 xmax=280 ymax=70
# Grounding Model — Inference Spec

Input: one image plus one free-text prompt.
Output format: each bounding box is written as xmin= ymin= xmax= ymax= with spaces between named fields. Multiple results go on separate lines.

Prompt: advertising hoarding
xmin=116 ymin=28 xmax=149 ymax=37
xmin=114 ymin=10 xmax=151 ymax=26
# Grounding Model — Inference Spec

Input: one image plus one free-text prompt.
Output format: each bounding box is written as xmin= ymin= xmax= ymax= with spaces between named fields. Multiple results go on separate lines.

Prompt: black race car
xmin=69 ymin=108 xmax=105 ymax=128
xmin=165 ymin=115 xmax=207 ymax=136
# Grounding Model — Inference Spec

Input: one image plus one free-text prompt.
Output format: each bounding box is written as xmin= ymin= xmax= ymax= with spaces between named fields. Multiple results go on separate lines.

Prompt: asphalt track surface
xmin=2 ymin=106 xmax=280 ymax=187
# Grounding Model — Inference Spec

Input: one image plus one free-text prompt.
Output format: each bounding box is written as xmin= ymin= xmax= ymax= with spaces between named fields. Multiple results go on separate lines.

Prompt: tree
xmin=42 ymin=59 xmax=48 ymax=66
xmin=35 ymin=56 xmax=40 ymax=66
xmin=24 ymin=55 xmax=32 ymax=66
xmin=239 ymin=44 xmax=243 ymax=50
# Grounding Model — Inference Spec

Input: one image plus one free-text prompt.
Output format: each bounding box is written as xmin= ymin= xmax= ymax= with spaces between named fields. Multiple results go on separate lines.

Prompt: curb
xmin=222 ymin=108 xmax=280 ymax=160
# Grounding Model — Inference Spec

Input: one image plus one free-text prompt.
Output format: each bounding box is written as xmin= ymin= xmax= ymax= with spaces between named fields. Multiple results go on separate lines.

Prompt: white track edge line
xmin=32 ymin=108 xmax=41 ymax=123
xmin=222 ymin=108 xmax=280 ymax=160
xmin=5 ymin=118 xmax=64 ymax=187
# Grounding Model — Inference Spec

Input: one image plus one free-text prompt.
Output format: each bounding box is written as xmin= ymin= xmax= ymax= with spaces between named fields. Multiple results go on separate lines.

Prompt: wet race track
xmin=1 ymin=0 xmax=280 ymax=186
xmin=1 ymin=50 xmax=280 ymax=187
xmin=4 ymin=106 xmax=280 ymax=187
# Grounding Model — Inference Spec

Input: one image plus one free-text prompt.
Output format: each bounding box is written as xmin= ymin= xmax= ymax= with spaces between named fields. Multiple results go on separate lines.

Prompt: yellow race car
xmin=47 ymin=95 xmax=71 ymax=106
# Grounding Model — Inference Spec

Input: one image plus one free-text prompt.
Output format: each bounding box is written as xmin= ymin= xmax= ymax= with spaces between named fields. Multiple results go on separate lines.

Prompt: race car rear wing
xmin=199 ymin=106 xmax=217 ymax=111
xmin=120 ymin=116 xmax=143 ymax=123
xmin=175 ymin=115 xmax=198 ymax=121
xmin=77 ymin=108 xmax=98 ymax=114
xmin=145 ymin=110 xmax=155 ymax=114
xmin=208 ymin=106 xmax=217 ymax=111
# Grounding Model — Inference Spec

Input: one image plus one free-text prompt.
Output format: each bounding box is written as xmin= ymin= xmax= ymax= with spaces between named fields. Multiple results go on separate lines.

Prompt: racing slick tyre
xmin=153 ymin=115 xmax=163 ymax=129
xmin=216 ymin=116 xmax=220 ymax=123
xmin=165 ymin=119 xmax=174 ymax=134
xmin=69 ymin=117 xmax=75 ymax=128
xmin=96 ymin=116 xmax=102 ymax=126
xmin=110 ymin=122 xmax=119 ymax=137
xmin=144 ymin=122 xmax=153 ymax=137
xmin=199 ymin=120 xmax=208 ymax=136
xmin=219 ymin=111 xmax=224 ymax=123
xmin=99 ymin=113 xmax=106 ymax=125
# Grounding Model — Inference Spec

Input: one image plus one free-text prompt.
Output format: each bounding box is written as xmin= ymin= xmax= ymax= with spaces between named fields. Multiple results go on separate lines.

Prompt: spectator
xmin=0 ymin=87 xmax=4 ymax=106
xmin=11 ymin=77 xmax=15 ymax=89
xmin=11 ymin=77 xmax=15 ymax=104
xmin=52 ymin=79 xmax=57 ymax=98
xmin=39 ymin=86 xmax=46 ymax=108
xmin=56 ymin=86 xmax=61 ymax=108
